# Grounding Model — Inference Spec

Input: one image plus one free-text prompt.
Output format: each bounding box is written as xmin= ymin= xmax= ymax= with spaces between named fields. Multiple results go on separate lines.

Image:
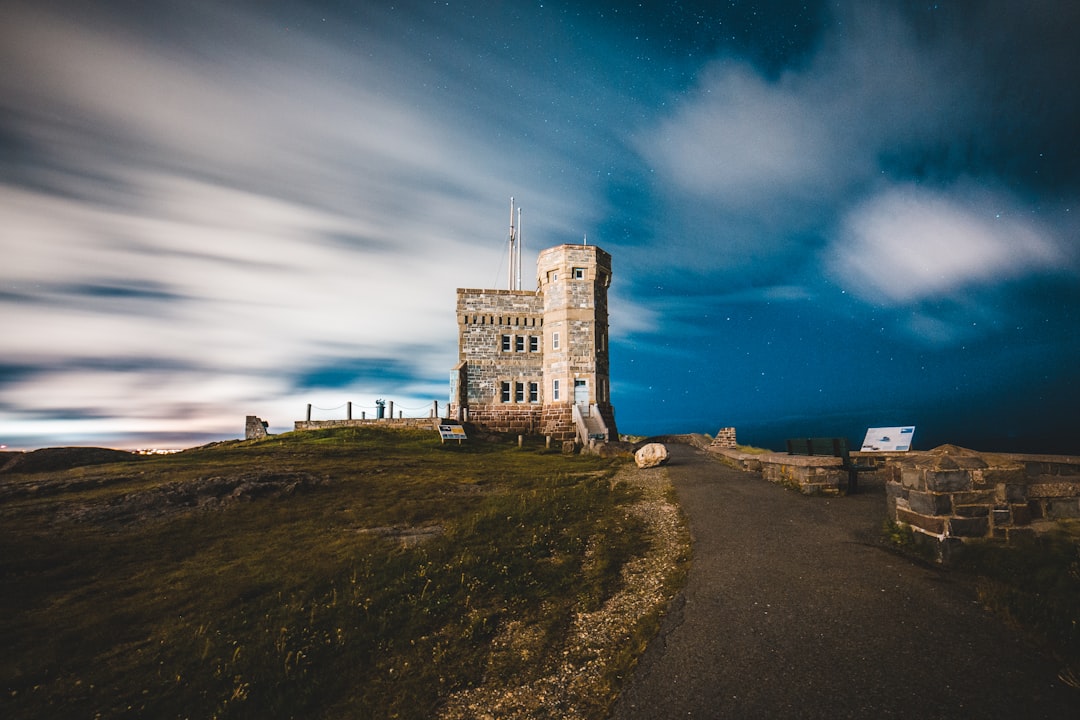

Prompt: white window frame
xmin=552 ymin=331 xmax=560 ymax=350
xmin=501 ymin=335 xmax=511 ymax=352
xmin=553 ymin=379 xmax=561 ymax=401
xmin=515 ymin=335 xmax=525 ymax=353
xmin=500 ymin=382 xmax=511 ymax=403
xmin=515 ymin=382 xmax=525 ymax=403
xmin=529 ymin=335 xmax=539 ymax=353
xmin=528 ymin=381 xmax=539 ymax=403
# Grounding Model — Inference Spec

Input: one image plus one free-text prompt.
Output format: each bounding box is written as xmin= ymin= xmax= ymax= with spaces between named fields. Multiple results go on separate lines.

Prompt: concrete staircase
xmin=573 ymin=403 xmax=609 ymax=444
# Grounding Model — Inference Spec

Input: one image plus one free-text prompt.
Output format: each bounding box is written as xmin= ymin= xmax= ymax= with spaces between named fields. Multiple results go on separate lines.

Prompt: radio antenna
xmin=507 ymin=197 xmax=516 ymax=290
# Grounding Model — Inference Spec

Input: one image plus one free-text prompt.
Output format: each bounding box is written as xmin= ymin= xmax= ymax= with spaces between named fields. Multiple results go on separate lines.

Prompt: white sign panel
xmin=438 ymin=424 xmax=467 ymax=441
xmin=861 ymin=426 xmax=915 ymax=452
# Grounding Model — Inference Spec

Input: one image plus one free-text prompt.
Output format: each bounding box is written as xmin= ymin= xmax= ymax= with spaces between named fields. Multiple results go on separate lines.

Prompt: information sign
xmin=438 ymin=424 xmax=467 ymax=443
xmin=861 ymin=426 xmax=915 ymax=452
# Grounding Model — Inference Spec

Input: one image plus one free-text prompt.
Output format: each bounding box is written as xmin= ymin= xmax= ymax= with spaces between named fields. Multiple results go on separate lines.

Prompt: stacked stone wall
xmin=760 ymin=455 xmax=848 ymax=496
xmin=710 ymin=427 xmax=737 ymax=449
xmin=461 ymin=404 xmax=543 ymax=434
xmin=886 ymin=447 xmax=1080 ymax=551
xmin=245 ymin=415 xmax=269 ymax=440
xmin=541 ymin=404 xmax=576 ymax=441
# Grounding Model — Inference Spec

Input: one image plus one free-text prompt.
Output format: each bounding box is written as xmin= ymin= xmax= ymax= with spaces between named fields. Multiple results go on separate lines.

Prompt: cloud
xmin=635 ymin=4 xmax=969 ymax=210
xmin=0 ymin=0 xmax=662 ymax=447
xmin=827 ymin=183 xmax=1066 ymax=304
xmin=638 ymin=63 xmax=837 ymax=208
xmin=1 ymin=1 xmax=1077 ymax=451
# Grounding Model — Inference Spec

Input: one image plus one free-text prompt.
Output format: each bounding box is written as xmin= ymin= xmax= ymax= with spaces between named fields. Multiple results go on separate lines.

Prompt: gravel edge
xmin=437 ymin=463 xmax=690 ymax=719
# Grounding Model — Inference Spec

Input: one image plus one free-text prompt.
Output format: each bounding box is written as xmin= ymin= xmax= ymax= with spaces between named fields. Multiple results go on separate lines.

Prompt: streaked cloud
xmin=0 ymin=0 xmax=1077 ymax=451
xmin=828 ymin=183 xmax=1065 ymax=304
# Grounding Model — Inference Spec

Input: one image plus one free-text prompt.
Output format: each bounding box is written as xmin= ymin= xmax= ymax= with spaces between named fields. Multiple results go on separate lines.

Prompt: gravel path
xmin=609 ymin=444 xmax=1077 ymax=719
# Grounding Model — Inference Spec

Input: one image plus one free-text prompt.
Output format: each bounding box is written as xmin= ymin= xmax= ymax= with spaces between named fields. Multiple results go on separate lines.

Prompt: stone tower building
xmin=450 ymin=243 xmax=617 ymax=442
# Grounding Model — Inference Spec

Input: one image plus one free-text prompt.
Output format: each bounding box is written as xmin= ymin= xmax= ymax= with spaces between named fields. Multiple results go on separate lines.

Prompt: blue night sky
xmin=1 ymin=1 xmax=1078 ymax=453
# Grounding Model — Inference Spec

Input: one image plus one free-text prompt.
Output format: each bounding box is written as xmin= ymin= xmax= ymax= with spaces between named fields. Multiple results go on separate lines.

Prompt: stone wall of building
xmin=541 ymin=404 xmax=576 ymax=441
xmin=455 ymin=289 xmax=544 ymax=410
xmin=461 ymin=404 xmax=544 ymax=435
xmin=451 ymin=243 xmax=617 ymax=442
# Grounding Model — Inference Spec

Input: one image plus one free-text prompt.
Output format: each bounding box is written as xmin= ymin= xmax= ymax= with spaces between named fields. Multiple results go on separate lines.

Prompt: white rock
xmin=635 ymin=443 xmax=669 ymax=469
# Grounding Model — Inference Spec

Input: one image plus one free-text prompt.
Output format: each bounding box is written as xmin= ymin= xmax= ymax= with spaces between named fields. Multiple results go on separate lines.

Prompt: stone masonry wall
xmin=710 ymin=427 xmax=737 ymax=449
xmin=541 ymin=404 xmax=576 ymax=441
xmin=886 ymin=445 xmax=1080 ymax=556
xmin=461 ymin=404 xmax=544 ymax=435
xmin=456 ymin=289 xmax=544 ymax=406
xmin=246 ymin=415 xmax=269 ymax=440
xmin=453 ymin=244 xmax=617 ymax=442
xmin=761 ymin=455 xmax=848 ymax=496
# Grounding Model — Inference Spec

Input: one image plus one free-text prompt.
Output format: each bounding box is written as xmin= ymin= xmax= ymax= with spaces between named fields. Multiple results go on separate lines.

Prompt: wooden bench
xmin=786 ymin=437 xmax=875 ymax=493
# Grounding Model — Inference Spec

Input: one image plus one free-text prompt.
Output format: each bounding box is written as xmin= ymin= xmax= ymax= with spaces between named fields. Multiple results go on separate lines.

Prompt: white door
xmin=574 ymin=379 xmax=589 ymax=416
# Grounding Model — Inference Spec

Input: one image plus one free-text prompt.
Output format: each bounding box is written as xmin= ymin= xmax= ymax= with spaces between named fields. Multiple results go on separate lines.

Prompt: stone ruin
xmin=245 ymin=415 xmax=269 ymax=440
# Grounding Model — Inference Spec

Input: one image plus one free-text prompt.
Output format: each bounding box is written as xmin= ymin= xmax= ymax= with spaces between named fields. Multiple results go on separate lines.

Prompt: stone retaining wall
xmin=760 ymin=454 xmax=850 ymax=496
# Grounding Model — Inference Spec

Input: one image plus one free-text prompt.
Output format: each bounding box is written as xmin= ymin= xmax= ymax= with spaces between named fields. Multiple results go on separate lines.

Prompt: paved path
xmin=610 ymin=445 xmax=1076 ymax=719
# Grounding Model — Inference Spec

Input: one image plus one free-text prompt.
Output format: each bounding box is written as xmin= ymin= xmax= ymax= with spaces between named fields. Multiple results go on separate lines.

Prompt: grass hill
xmin=0 ymin=446 xmax=142 ymax=475
xmin=0 ymin=426 xmax=688 ymax=719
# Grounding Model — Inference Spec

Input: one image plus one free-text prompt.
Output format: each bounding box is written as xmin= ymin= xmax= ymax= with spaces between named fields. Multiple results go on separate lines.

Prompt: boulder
xmin=635 ymin=443 xmax=669 ymax=469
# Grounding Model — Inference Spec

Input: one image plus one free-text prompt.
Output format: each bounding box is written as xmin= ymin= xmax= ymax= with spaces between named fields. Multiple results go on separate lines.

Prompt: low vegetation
xmin=0 ymin=427 xmax=681 ymax=718
xmin=885 ymin=518 xmax=1080 ymax=688
xmin=955 ymin=521 xmax=1080 ymax=689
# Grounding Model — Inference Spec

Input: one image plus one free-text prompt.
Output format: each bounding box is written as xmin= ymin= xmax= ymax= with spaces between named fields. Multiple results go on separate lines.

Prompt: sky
xmin=1 ymin=0 xmax=1078 ymax=454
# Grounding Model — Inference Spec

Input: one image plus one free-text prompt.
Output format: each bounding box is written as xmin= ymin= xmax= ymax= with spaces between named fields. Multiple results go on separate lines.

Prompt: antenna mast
xmin=508 ymin=197 xmax=516 ymax=290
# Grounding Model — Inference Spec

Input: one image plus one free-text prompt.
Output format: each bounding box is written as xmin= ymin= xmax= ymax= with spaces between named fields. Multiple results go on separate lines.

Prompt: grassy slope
xmin=1 ymin=427 xmax=652 ymax=719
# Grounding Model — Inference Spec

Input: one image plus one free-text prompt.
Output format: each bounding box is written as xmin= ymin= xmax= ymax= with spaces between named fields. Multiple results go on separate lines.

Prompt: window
xmin=552 ymin=331 xmax=560 ymax=350
xmin=572 ymin=267 xmax=585 ymax=279
xmin=501 ymin=382 xmax=511 ymax=403
xmin=553 ymin=379 xmax=561 ymax=401
xmin=501 ymin=335 xmax=511 ymax=352
xmin=528 ymin=382 xmax=539 ymax=403
xmin=515 ymin=335 xmax=525 ymax=353
xmin=529 ymin=336 xmax=539 ymax=353
xmin=515 ymin=382 xmax=525 ymax=403
xmin=547 ymin=270 xmax=558 ymax=283
xmin=598 ymin=331 xmax=606 ymax=352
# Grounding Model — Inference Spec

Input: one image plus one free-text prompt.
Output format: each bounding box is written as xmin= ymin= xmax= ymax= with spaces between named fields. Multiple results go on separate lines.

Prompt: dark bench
xmin=786 ymin=437 xmax=875 ymax=493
